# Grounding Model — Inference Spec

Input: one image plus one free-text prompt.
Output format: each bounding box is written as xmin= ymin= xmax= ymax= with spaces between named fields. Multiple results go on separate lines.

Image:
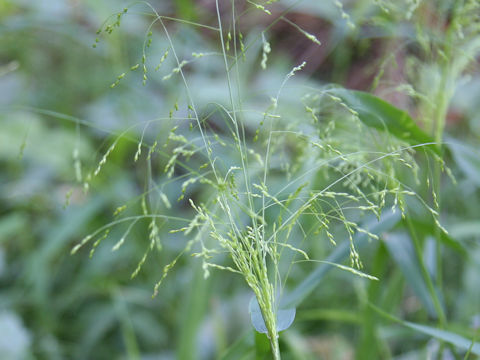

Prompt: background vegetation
xmin=0 ymin=0 xmax=479 ymax=359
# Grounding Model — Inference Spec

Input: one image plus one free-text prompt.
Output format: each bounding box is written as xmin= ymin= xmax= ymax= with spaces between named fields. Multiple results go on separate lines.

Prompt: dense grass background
xmin=1 ymin=0 xmax=479 ymax=359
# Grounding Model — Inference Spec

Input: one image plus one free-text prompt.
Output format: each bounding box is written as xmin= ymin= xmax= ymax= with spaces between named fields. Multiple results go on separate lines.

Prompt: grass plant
xmin=68 ymin=1 xmax=469 ymax=358
xmin=2 ymin=0 xmax=479 ymax=359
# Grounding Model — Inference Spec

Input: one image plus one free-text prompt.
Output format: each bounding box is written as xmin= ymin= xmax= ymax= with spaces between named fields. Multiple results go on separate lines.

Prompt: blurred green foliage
xmin=1 ymin=0 xmax=479 ymax=359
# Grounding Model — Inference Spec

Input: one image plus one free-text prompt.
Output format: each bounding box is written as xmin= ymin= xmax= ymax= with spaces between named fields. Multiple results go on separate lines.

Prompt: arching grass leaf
xmin=370 ymin=303 xmax=480 ymax=356
xmin=327 ymin=88 xmax=439 ymax=153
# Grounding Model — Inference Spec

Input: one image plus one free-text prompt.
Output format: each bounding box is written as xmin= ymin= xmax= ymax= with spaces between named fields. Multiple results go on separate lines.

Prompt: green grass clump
xmin=65 ymin=0 xmax=480 ymax=358
xmin=69 ymin=2 xmax=443 ymax=358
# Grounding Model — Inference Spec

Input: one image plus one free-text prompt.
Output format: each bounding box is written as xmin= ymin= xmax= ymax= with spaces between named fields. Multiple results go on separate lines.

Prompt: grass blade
xmin=370 ymin=303 xmax=480 ymax=356
xmin=282 ymin=210 xmax=400 ymax=308
xmin=327 ymin=88 xmax=439 ymax=152
xmin=382 ymin=232 xmax=441 ymax=318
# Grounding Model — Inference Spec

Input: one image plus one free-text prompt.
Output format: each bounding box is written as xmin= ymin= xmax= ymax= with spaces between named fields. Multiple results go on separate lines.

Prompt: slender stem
xmin=269 ymin=336 xmax=281 ymax=360
xmin=430 ymin=12 xmax=454 ymax=328
xmin=431 ymin=86 xmax=447 ymax=325
xmin=255 ymin=269 xmax=281 ymax=359
xmin=258 ymin=303 xmax=280 ymax=360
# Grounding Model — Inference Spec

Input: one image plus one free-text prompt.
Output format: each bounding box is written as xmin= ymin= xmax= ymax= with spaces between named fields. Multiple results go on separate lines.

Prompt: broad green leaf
xmin=370 ymin=304 xmax=480 ymax=356
xmin=327 ymin=88 xmax=439 ymax=152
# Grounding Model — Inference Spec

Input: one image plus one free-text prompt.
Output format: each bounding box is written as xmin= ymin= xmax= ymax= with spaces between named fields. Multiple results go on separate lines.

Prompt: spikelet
xmin=260 ymin=33 xmax=271 ymax=70
xmin=94 ymin=141 xmax=116 ymax=177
